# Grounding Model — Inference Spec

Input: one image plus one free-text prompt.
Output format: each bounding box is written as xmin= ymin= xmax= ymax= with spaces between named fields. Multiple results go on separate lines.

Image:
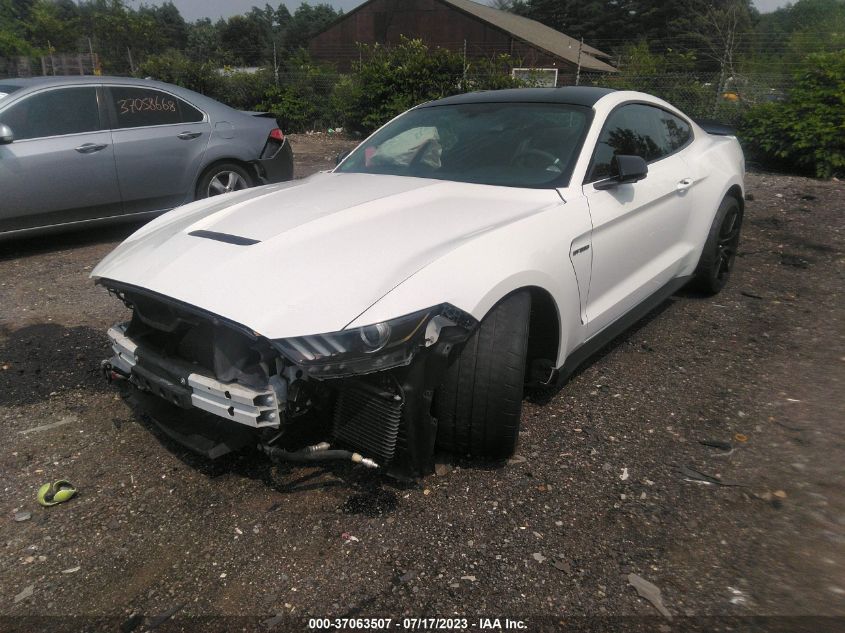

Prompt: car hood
xmin=93 ymin=172 xmax=562 ymax=338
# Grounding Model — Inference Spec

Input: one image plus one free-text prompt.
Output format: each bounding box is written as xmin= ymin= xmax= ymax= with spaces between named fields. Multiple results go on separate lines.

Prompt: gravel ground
xmin=0 ymin=133 xmax=843 ymax=633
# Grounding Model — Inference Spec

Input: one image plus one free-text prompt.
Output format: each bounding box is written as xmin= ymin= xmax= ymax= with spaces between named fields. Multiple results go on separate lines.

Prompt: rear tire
xmin=196 ymin=162 xmax=253 ymax=199
xmin=434 ymin=291 xmax=531 ymax=460
xmin=692 ymin=195 xmax=742 ymax=295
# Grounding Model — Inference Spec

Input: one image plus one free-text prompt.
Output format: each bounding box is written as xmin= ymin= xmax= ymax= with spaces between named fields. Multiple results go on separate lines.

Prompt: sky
xmin=126 ymin=0 xmax=791 ymax=23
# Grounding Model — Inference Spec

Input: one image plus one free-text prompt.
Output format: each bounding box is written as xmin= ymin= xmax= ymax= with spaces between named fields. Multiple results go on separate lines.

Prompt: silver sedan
xmin=0 ymin=76 xmax=293 ymax=240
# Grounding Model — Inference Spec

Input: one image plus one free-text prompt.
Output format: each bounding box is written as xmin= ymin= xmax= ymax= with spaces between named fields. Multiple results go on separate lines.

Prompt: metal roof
xmin=421 ymin=86 xmax=616 ymax=107
xmin=438 ymin=0 xmax=617 ymax=73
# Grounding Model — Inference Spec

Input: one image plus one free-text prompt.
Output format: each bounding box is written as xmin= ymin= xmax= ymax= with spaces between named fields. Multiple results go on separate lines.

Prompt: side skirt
xmin=554 ymin=275 xmax=692 ymax=386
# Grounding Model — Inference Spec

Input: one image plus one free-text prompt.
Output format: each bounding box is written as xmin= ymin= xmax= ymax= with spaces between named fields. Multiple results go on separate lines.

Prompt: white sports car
xmin=93 ymin=87 xmax=745 ymax=478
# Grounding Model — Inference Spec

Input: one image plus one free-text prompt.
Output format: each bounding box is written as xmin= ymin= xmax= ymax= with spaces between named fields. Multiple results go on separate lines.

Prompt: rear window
xmin=106 ymin=86 xmax=204 ymax=128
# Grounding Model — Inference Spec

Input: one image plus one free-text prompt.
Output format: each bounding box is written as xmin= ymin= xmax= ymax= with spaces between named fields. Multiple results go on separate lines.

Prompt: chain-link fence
xmin=577 ymin=71 xmax=791 ymax=122
xmin=1 ymin=51 xmax=791 ymax=130
xmin=0 ymin=53 xmax=100 ymax=78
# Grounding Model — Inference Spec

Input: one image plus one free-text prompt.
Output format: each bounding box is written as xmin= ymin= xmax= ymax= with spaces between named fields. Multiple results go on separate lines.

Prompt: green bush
xmin=213 ymin=68 xmax=275 ymax=111
xmin=332 ymin=38 xmax=526 ymax=133
xmin=740 ymin=50 xmax=845 ymax=178
xmin=136 ymin=49 xmax=220 ymax=95
xmin=335 ymin=38 xmax=464 ymax=133
xmin=260 ymin=54 xmax=339 ymax=131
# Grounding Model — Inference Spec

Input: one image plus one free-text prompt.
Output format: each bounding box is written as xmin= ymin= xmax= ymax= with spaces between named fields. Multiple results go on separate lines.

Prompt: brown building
xmin=308 ymin=0 xmax=617 ymax=85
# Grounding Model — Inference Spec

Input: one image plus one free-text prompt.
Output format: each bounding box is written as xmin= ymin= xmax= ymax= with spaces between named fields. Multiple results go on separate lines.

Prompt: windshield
xmin=336 ymin=102 xmax=591 ymax=188
xmin=0 ymin=84 xmax=21 ymax=101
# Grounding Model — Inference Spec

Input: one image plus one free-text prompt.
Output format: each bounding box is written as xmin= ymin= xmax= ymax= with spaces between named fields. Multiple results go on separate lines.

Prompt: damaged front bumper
xmin=106 ymin=324 xmax=282 ymax=428
xmin=101 ymin=282 xmax=476 ymax=477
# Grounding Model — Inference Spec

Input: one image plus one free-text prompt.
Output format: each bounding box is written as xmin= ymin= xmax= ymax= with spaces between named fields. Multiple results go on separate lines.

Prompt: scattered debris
xmin=14 ymin=584 xmax=34 ymax=604
xmin=460 ymin=575 xmax=477 ymax=582
xmin=773 ymin=490 xmax=787 ymax=499
xmin=37 ymin=480 xmax=77 ymax=507
xmin=677 ymin=465 xmax=745 ymax=487
xmin=780 ymin=253 xmax=810 ymax=269
xmin=61 ymin=566 xmax=81 ymax=574
xmin=620 ymin=468 xmax=630 ymax=481
xmin=341 ymin=532 xmax=360 ymax=544
xmin=507 ymin=454 xmax=527 ymax=465
xmin=728 ymin=586 xmax=748 ymax=605
xmin=532 ymin=552 xmax=546 ymax=563
xmin=628 ymin=573 xmax=672 ymax=619
xmin=734 ymin=433 xmax=748 ymax=443
xmin=553 ymin=559 xmax=572 ymax=573
xmin=700 ymin=439 xmax=732 ymax=451
xmin=434 ymin=461 xmax=452 ymax=476
xmin=146 ymin=603 xmax=185 ymax=630
xmin=19 ymin=416 xmax=76 ymax=435
xmin=740 ymin=290 xmax=764 ymax=299
xmin=263 ymin=613 xmax=286 ymax=629
xmin=13 ymin=511 xmax=31 ymax=522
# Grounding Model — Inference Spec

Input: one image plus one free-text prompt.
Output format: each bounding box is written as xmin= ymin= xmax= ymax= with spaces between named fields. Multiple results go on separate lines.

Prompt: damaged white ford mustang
xmin=93 ymin=87 xmax=745 ymax=477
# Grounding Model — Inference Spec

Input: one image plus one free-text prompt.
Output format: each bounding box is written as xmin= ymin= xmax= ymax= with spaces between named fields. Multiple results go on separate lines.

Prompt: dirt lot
xmin=1 ymin=133 xmax=843 ymax=632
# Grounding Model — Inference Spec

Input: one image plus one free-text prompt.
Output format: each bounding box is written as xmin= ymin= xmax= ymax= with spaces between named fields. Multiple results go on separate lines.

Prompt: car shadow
xmin=0 ymin=321 xmax=113 ymax=406
xmin=528 ymin=294 xmax=680 ymax=405
xmin=0 ymin=221 xmax=146 ymax=262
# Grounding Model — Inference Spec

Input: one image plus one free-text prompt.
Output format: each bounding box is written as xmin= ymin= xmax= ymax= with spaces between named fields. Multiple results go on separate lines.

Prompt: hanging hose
xmin=258 ymin=442 xmax=379 ymax=468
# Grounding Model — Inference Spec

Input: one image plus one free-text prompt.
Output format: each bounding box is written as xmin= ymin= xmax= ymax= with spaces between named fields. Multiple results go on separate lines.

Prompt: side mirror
xmin=0 ymin=123 xmax=13 ymax=144
xmin=594 ymin=154 xmax=648 ymax=190
xmin=335 ymin=149 xmax=351 ymax=165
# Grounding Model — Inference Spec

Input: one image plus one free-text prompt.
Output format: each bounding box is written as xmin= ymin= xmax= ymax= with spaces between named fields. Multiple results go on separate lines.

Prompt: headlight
xmin=272 ymin=304 xmax=476 ymax=378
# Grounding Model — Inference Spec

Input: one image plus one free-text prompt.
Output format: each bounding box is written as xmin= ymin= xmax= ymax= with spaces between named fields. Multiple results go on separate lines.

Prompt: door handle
xmin=177 ymin=131 xmax=202 ymax=140
xmin=677 ymin=178 xmax=694 ymax=191
xmin=75 ymin=143 xmax=107 ymax=154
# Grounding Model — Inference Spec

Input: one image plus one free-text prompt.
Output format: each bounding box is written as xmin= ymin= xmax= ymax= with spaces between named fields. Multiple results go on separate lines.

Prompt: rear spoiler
xmin=239 ymin=110 xmax=275 ymax=118
xmin=695 ymin=119 xmax=736 ymax=136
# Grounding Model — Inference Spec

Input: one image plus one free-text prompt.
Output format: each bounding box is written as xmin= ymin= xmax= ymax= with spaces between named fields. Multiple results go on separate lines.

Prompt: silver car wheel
xmin=207 ymin=171 xmax=249 ymax=197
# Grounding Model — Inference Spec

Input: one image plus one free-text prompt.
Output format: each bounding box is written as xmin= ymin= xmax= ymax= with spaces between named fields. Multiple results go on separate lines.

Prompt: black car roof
xmin=420 ymin=86 xmax=615 ymax=108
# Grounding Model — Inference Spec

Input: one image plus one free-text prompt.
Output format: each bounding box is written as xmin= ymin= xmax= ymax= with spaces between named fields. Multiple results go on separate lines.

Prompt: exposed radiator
xmin=332 ymin=380 xmax=403 ymax=465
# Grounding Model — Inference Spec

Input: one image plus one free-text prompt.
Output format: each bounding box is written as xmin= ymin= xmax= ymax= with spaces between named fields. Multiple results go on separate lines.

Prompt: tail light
xmin=260 ymin=128 xmax=285 ymax=159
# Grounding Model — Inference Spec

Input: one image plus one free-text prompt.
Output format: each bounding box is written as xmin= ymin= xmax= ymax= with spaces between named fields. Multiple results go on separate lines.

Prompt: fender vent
xmin=332 ymin=380 xmax=403 ymax=465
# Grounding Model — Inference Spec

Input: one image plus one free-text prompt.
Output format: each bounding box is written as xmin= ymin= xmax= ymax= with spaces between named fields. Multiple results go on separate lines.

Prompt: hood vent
xmin=188 ymin=230 xmax=260 ymax=246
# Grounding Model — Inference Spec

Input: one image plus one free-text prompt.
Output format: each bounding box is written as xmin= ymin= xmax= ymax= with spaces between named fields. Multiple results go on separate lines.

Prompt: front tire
xmin=434 ymin=291 xmax=531 ymax=460
xmin=693 ymin=195 xmax=742 ymax=295
xmin=196 ymin=163 xmax=253 ymax=199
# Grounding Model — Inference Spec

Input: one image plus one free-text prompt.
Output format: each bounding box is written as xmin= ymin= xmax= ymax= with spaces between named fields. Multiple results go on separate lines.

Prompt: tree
xmin=140 ymin=2 xmax=188 ymax=51
xmin=186 ymin=18 xmax=221 ymax=63
xmin=0 ymin=0 xmax=36 ymax=55
xmin=284 ymin=2 xmax=342 ymax=52
xmin=219 ymin=14 xmax=269 ymax=66
xmin=27 ymin=0 xmax=81 ymax=52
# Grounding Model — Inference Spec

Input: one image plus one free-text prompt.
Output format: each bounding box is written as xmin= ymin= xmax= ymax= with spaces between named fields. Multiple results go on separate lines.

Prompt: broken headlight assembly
xmin=271 ymin=304 xmax=477 ymax=378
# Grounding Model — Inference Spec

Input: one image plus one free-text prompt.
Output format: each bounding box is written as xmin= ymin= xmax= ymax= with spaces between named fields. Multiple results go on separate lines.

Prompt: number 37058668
xmin=117 ymin=95 xmax=176 ymax=115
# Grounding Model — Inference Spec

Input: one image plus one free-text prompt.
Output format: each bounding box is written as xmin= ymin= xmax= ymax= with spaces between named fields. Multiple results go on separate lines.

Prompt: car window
xmin=588 ymin=104 xmax=689 ymax=182
xmin=655 ymin=109 xmax=692 ymax=152
xmin=0 ymin=87 xmax=100 ymax=140
xmin=337 ymin=103 xmax=591 ymax=188
xmin=107 ymin=86 xmax=204 ymax=129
